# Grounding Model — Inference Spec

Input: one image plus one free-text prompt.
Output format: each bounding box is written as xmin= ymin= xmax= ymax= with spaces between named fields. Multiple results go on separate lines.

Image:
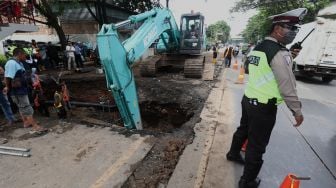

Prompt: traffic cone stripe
xmin=235 ymin=65 xmax=245 ymax=84
xmin=233 ymin=59 xmax=238 ymax=70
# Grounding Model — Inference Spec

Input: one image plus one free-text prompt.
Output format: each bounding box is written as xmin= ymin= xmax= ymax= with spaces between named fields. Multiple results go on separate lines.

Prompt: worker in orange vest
xmin=54 ymin=84 xmax=66 ymax=120
xmin=31 ymin=68 xmax=49 ymax=117
xmin=61 ymin=80 xmax=71 ymax=110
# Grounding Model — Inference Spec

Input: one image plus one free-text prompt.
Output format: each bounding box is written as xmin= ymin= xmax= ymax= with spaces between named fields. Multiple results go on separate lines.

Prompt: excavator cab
xmin=180 ymin=12 xmax=205 ymax=55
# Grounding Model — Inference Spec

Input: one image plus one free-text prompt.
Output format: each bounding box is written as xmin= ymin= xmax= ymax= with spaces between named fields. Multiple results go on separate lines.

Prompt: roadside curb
xmin=167 ymin=68 xmax=227 ymax=188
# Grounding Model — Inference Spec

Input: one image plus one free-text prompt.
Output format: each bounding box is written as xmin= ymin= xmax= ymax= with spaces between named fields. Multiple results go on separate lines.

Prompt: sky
xmin=159 ymin=0 xmax=256 ymax=38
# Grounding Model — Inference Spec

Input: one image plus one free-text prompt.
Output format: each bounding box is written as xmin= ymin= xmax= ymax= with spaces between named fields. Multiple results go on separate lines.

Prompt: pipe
xmin=129 ymin=9 xmax=157 ymax=23
xmin=45 ymin=101 xmax=117 ymax=109
xmin=114 ymin=20 xmax=131 ymax=29
xmin=0 ymin=150 xmax=30 ymax=157
xmin=0 ymin=146 xmax=30 ymax=152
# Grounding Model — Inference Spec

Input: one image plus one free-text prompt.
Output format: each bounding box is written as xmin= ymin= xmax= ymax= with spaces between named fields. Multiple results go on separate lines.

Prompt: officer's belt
xmin=243 ymin=95 xmax=277 ymax=106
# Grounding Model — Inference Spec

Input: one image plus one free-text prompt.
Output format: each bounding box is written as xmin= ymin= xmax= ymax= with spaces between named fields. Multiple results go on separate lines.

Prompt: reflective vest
xmin=245 ymin=40 xmax=284 ymax=105
xmin=54 ymin=91 xmax=63 ymax=108
xmin=23 ymin=47 xmax=33 ymax=56
xmin=8 ymin=45 xmax=16 ymax=56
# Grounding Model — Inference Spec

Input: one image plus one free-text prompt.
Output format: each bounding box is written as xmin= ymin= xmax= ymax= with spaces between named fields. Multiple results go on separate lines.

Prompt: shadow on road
xmin=295 ymin=76 xmax=335 ymax=86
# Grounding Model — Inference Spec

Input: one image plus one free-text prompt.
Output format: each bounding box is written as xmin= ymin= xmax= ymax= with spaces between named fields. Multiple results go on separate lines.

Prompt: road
xmin=222 ymin=66 xmax=336 ymax=187
xmin=166 ymin=54 xmax=336 ymax=188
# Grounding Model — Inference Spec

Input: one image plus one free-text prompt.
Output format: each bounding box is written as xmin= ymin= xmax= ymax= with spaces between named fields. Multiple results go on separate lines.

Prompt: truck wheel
xmin=322 ymin=76 xmax=335 ymax=83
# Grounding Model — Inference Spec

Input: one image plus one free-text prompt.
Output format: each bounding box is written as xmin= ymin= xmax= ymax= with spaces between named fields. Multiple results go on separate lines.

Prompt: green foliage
xmin=112 ymin=0 xmax=155 ymax=12
xmin=233 ymin=0 xmax=331 ymax=43
xmin=241 ymin=9 xmax=271 ymax=44
xmin=206 ymin=21 xmax=231 ymax=44
xmin=0 ymin=54 xmax=7 ymax=66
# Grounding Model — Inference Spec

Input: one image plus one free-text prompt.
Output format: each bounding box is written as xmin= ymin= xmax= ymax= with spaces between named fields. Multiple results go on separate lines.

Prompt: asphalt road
xmin=226 ymin=65 xmax=336 ymax=187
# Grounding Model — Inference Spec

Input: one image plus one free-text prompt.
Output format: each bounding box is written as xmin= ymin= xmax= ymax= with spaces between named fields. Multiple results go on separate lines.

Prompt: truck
xmin=96 ymin=7 xmax=208 ymax=129
xmin=289 ymin=3 xmax=336 ymax=83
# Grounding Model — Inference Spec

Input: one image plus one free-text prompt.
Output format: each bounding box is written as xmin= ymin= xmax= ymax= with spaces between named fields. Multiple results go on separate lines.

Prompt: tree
xmin=241 ymin=9 xmax=270 ymax=44
xmin=83 ymin=0 xmax=156 ymax=27
xmin=232 ymin=0 xmax=331 ymax=43
xmin=108 ymin=0 xmax=154 ymax=12
xmin=32 ymin=0 xmax=155 ymax=49
xmin=206 ymin=21 xmax=231 ymax=44
xmin=32 ymin=0 xmax=69 ymax=49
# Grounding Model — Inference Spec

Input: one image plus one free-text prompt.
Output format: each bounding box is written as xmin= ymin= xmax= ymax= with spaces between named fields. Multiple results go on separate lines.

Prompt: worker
xmin=0 ymin=66 xmax=16 ymax=129
xmin=4 ymin=48 xmax=47 ymax=134
xmin=187 ymin=24 xmax=198 ymax=39
xmin=60 ymin=80 xmax=71 ymax=111
xmin=7 ymin=43 xmax=17 ymax=58
xmin=31 ymin=68 xmax=49 ymax=117
xmin=225 ymin=8 xmax=307 ymax=188
xmin=212 ymin=44 xmax=218 ymax=59
xmin=54 ymin=84 xmax=67 ymax=120
xmin=223 ymin=45 xmax=234 ymax=68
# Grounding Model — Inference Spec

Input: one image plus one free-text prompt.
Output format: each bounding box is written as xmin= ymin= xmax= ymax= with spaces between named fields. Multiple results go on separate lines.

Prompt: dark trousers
xmin=213 ymin=52 xmax=218 ymax=59
xmin=0 ymin=92 xmax=15 ymax=122
xmin=36 ymin=101 xmax=50 ymax=117
xmin=57 ymin=107 xmax=67 ymax=119
xmin=228 ymin=95 xmax=277 ymax=181
xmin=225 ymin=57 xmax=232 ymax=67
xmin=75 ymin=54 xmax=84 ymax=68
xmin=49 ymin=56 xmax=60 ymax=69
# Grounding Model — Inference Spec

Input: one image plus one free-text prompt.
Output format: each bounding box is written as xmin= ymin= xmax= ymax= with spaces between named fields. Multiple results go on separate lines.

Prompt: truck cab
xmin=289 ymin=4 xmax=336 ymax=83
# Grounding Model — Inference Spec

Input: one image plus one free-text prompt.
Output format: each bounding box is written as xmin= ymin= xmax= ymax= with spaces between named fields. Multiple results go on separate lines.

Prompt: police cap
xmin=269 ymin=8 xmax=308 ymax=25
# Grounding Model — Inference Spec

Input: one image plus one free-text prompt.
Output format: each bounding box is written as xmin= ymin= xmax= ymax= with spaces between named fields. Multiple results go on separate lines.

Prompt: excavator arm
xmin=96 ymin=7 xmax=180 ymax=129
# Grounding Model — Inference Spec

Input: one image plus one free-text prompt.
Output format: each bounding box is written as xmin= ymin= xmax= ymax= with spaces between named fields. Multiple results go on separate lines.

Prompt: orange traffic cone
xmin=241 ymin=139 xmax=248 ymax=152
xmin=280 ymin=174 xmax=311 ymax=188
xmin=233 ymin=59 xmax=239 ymax=70
xmin=235 ymin=65 xmax=245 ymax=84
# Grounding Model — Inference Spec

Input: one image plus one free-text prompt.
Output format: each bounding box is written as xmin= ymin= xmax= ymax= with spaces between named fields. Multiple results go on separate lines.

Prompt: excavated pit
xmin=141 ymin=101 xmax=194 ymax=131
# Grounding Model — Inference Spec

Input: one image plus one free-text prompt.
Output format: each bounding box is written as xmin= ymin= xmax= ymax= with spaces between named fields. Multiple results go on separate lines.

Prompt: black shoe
xmin=226 ymin=152 xmax=245 ymax=165
xmin=239 ymin=177 xmax=261 ymax=188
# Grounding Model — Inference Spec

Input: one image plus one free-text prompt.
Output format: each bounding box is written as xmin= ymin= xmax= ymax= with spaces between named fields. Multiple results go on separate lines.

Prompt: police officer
xmin=225 ymin=8 xmax=307 ymax=188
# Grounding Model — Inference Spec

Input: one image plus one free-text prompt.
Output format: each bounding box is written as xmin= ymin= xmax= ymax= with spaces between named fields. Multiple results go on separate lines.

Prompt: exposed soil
xmin=0 ymin=63 xmax=222 ymax=187
xmin=119 ymin=68 xmax=219 ymax=187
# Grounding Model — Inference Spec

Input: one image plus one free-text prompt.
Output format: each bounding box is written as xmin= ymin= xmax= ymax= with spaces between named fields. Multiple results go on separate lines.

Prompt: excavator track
xmin=184 ymin=58 xmax=205 ymax=78
xmin=140 ymin=55 xmax=161 ymax=77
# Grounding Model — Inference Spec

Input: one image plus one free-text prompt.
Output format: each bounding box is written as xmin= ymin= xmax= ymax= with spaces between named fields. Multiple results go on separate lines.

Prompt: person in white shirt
xmin=65 ymin=42 xmax=76 ymax=71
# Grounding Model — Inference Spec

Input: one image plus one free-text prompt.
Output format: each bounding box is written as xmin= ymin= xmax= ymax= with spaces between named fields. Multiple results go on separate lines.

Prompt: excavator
xmin=96 ymin=7 xmax=207 ymax=130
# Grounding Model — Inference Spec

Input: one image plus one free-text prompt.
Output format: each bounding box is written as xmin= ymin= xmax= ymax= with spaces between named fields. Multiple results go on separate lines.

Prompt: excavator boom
xmin=96 ymin=7 xmax=180 ymax=129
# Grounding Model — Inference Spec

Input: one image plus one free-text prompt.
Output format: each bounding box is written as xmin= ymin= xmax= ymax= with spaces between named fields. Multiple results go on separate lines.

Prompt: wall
xmin=61 ymin=21 xmax=99 ymax=35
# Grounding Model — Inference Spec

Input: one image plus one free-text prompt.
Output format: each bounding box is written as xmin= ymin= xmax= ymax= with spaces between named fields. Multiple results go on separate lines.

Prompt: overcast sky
xmin=159 ymin=0 xmax=256 ymax=37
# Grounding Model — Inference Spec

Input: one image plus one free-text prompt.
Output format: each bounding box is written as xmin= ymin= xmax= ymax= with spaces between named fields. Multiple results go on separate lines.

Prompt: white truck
xmin=289 ymin=3 xmax=336 ymax=83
